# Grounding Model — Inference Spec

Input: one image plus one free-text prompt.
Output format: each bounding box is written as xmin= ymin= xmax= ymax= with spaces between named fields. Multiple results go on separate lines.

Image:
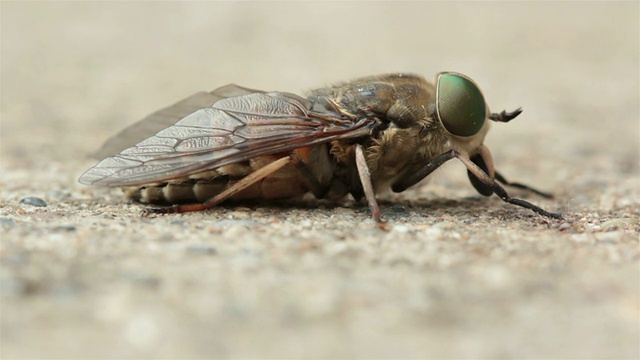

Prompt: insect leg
xmin=391 ymin=151 xmax=454 ymax=193
xmin=454 ymin=151 xmax=562 ymax=219
xmin=393 ymin=150 xmax=561 ymax=219
xmin=466 ymin=145 xmax=496 ymax=196
xmin=494 ymin=171 xmax=555 ymax=199
xmin=355 ymin=144 xmax=384 ymax=223
xmin=143 ymin=156 xmax=292 ymax=215
xmin=290 ymin=154 xmax=331 ymax=199
xmin=467 ymin=153 xmax=495 ymax=196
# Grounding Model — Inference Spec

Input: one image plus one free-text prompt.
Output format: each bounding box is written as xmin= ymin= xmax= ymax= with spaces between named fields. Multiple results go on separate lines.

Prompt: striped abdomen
xmin=122 ymin=156 xmax=310 ymax=204
xmin=122 ymin=144 xmax=346 ymax=205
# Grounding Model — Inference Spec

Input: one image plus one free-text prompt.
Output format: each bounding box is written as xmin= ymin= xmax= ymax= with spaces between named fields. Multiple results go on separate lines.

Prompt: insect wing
xmin=79 ymin=91 xmax=375 ymax=186
xmin=93 ymin=84 xmax=260 ymax=159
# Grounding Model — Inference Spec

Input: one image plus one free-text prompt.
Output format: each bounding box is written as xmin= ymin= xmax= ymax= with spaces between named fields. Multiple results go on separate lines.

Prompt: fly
xmin=79 ymin=72 xmax=562 ymax=223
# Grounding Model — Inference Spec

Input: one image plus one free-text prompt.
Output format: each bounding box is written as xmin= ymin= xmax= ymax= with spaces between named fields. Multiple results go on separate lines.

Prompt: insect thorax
xmin=308 ymin=74 xmax=450 ymax=191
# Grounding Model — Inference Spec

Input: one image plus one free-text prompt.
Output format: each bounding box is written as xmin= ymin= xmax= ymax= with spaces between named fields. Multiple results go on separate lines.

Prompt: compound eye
xmin=436 ymin=72 xmax=487 ymax=137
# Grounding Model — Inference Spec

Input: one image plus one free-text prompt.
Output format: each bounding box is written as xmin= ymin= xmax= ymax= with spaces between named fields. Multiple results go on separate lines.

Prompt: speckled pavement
xmin=1 ymin=2 xmax=638 ymax=358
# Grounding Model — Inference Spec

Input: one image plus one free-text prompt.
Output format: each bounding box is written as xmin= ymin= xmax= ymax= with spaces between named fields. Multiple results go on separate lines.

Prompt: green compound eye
xmin=436 ymin=72 xmax=487 ymax=137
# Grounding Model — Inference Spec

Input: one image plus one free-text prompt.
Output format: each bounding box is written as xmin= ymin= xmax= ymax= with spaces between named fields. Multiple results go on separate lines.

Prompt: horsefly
xmin=80 ymin=72 xmax=561 ymax=223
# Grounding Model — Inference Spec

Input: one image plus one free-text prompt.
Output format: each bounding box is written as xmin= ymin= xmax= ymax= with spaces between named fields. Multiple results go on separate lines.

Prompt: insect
xmin=79 ymin=72 xmax=562 ymax=223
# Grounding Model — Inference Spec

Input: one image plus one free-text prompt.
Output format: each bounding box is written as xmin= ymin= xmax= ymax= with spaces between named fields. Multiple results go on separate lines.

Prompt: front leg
xmin=391 ymin=151 xmax=454 ymax=193
xmin=392 ymin=150 xmax=562 ymax=219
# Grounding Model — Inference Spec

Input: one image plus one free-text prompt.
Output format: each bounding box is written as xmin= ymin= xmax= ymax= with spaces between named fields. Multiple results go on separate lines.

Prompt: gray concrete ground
xmin=1 ymin=2 xmax=638 ymax=359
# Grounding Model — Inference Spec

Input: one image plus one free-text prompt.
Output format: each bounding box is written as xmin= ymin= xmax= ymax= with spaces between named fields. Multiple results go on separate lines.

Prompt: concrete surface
xmin=1 ymin=2 xmax=638 ymax=359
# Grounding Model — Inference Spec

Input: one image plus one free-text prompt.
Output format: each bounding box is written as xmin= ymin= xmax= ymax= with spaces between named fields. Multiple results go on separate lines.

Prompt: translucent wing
xmin=93 ymin=84 xmax=259 ymax=159
xmin=79 ymin=90 xmax=376 ymax=186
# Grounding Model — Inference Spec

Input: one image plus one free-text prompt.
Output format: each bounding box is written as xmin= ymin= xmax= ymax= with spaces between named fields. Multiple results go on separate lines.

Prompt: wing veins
xmin=81 ymin=88 xmax=378 ymax=187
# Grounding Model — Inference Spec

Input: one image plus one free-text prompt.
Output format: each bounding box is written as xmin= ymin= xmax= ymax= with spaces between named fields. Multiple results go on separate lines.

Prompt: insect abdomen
xmin=124 ymin=179 xmax=223 ymax=204
xmin=123 ymin=157 xmax=310 ymax=205
xmin=124 ymin=173 xmax=311 ymax=205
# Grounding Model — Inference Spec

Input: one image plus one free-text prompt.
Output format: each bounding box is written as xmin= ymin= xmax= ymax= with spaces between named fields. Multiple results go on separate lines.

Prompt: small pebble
xmin=391 ymin=224 xmax=412 ymax=233
xmin=387 ymin=204 xmax=410 ymax=217
xmin=186 ymin=244 xmax=217 ymax=255
xmin=20 ymin=197 xmax=47 ymax=207
xmin=228 ymin=210 xmax=251 ymax=219
xmin=558 ymin=222 xmax=572 ymax=231
xmin=52 ymin=225 xmax=76 ymax=232
xmin=0 ymin=218 xmax=16 ymax=227
xmin=425 ymin=226 xmax=444 ymax=238
xmin=124 ymin=273 xmax=161 ymax=288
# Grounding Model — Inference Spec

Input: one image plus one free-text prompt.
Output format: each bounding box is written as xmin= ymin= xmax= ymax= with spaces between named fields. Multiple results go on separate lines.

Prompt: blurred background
xmin=1 ymin=2 xmax=638 ymax=358
xmin=3 ymin=2 xmax=637 ymax=164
